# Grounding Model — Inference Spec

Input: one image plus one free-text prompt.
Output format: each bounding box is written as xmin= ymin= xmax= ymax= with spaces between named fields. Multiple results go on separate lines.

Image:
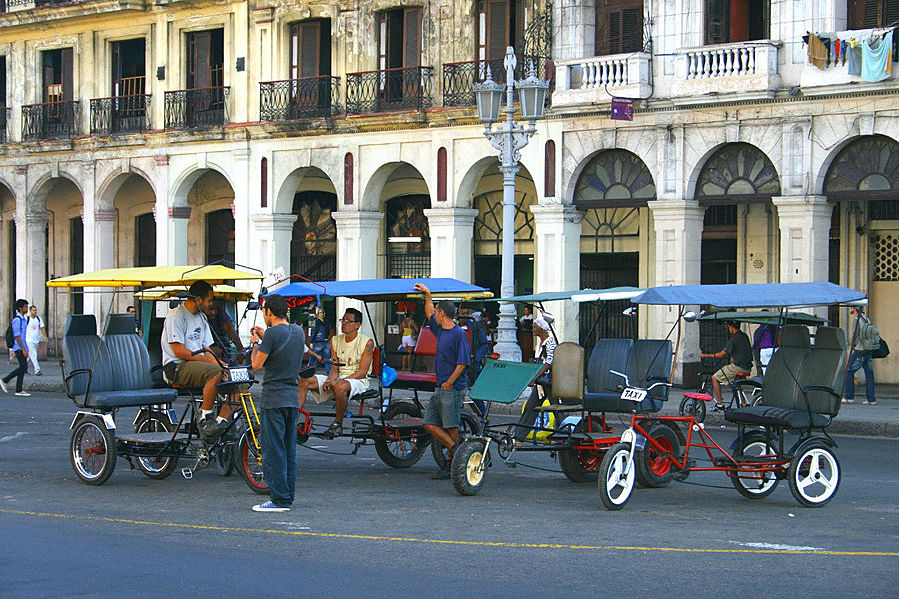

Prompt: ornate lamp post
xmin=473 ymin=47 xmax=550 ymax=361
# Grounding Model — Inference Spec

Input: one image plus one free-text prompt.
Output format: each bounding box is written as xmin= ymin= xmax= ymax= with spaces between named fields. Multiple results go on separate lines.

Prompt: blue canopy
xmin=264 ymin=278 xmax=492 ymax=302
xmin=631 ymin=282 xmax=866 ymax=308
xmin=497 ymin=286 xmax=644 ymax=303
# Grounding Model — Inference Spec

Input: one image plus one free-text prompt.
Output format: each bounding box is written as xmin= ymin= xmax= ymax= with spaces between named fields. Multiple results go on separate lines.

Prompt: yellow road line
xmin=2 ymin=508 xmax=897 ymax=557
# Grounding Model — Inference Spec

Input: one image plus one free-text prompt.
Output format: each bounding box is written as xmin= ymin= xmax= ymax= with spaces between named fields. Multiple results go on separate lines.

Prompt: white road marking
xmin=0 ymin=432 xmax=28 ymax=443
xmin=731 ymin=541 xmax=825 ymax=551
xmin=273 ymin=521 xmax=311 ymax=530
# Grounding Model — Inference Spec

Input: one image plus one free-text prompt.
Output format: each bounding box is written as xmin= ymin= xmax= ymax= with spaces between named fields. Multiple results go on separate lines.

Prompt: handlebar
xmin=610 ymin=369 xmax=672 ymax=392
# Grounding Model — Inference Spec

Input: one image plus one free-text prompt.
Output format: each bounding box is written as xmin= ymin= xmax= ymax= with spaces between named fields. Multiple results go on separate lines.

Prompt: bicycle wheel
xmin=70 ymin=416 xmax=117 ymax=485
xmin=788 ymin=441 xmax=840 ymax=507
xmin=598 ymin=443 xmax=636 ymax=510
xmin=635 ymin=424 xmax=680 ymax=488
xmin=375 ymin=402 xmax=428 ymax=469
xmin=451 ymin=439 xmax=489 ymax=496
xmin=730 ymin=430 xmax=779 ymax=499
xmin=558 ymin=418 xmax=602 ymax=483
xmin=134 ymin=416 xmax=179 ymax=480
xmin=432 ymin=411 xmax=480 ymax=470
xmin=235 ymin=428 xmax=268 ymax=495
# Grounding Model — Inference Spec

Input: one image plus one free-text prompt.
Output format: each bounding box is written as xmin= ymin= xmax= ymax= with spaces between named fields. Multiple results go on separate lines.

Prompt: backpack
xmin=5 ymin=314 xmax=21 ymax=348
xmin=859 ymin=319 xmax=881 ymax=351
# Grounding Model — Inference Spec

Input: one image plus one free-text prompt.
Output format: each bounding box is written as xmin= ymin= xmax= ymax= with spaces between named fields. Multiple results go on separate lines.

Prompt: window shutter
xmin=300 ymin=21 xmax=321 ymax=78
xmin=486 ymin=0 xmax=509 ymax=61
xmin=111 ymin=42 xmax=122 ymax=96
xmin=863 ymin=0 xmax=881 ymax=27
xmin=621 ymin=6 xmax=643 ymax=53
xmin=61 ymin=48 xmax=74 ymax=102
xmin=705 ymin=0 xmax=728 ymax=45
xmin=188 ymin=31 xmax=211 ymax=89
xmin=289 ymin=23 xmax=299 ymax=80
xmin=403 ymin=7 xmax=421 ymax=67
xmin=609 ymin=10 xmax=622 ymax=54
xmin=378 ymin=13 xmax=387 ymax=72
xmin=884 ymin=0 xmax=899 ymax=26
xmin=595 ymin=0 xmax=610 ymax=55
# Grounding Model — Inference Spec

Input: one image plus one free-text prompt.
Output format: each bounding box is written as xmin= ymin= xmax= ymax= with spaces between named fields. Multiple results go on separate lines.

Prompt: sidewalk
xmin=7 ymin=359 xmax=899 ymax=438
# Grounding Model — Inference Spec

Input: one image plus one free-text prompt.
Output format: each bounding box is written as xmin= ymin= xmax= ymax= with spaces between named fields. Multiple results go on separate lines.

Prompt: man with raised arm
xmin=413 ymin=282 xmax=470 ymax=480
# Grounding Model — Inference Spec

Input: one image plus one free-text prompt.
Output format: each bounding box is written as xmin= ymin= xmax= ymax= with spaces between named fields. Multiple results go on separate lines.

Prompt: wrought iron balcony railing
xmin=90 ymin=94 xmax=151 ymax=135
xmin=345 ymin=66 xmax=433 ymax=115
xmin=22 ymin=100 xmax=79 ymax=140
xmin=259 ymin=76 xmax=340 ymax=121
xmin=164 ymin=86 xmax=230 ymax=130
xmin=443 ymin=55 xmax=553 ymax=107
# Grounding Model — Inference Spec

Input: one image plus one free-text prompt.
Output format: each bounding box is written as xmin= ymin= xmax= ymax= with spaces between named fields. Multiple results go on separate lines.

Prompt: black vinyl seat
xmin=582 ymin=338 xmax=672 ymax=414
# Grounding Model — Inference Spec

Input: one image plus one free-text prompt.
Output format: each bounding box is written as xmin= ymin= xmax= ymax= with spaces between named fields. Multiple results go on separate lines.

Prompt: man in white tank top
xmin=298 ymin=307 xmax=374 ymax=439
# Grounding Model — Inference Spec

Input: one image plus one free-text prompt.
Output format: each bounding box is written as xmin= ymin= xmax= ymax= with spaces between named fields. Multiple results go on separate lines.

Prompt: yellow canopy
xmin=134 ymin=285 xmax=255 ymax=301
xmin=46 ymin=265 xmax=263 ymax=289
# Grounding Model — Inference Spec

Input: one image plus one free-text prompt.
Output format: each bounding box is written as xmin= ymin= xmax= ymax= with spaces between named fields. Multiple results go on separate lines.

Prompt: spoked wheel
xmin=375 ymin=402 xmax=428 ymax=469
xmin=598 ymin=443 xmax=636 ymax=510
xmin=133 ymin=416 xmax=179 ymax=480
xmin=235 ymin=428 xmax=268 ymax=495
xmin=70 ymin=416 xmax=117 ymax=485
xmin=451 ymin=439 xmax=489 ymax=496
xmin=729 ymin=431 xmax=780 ymax=499
xmin=432 ymin=411 xmax=481 ymax=470
xmin=679 ymin=397 xmax=706 ymax=424
xmin=558 ymin=417 xmax=602 ymax=482
xmin=635 ymin=424 xmax=680 ymax=488
xmin=788 ymin=441 xmax=840 ymax=507
xmin=214 ymin=443 xmax=235 ymax=476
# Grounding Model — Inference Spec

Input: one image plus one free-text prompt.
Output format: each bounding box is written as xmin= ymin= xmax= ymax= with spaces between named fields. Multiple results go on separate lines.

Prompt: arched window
xmin=696 ymin=143 xmax=780 ymax=204
xmin=386 ymin=195 xmax=430 ymax=278
xmin=574 ymin=149 xmax=656 ymax=208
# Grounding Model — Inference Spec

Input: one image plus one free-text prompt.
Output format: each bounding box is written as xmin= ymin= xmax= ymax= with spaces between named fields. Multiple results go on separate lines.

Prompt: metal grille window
xmin=291 ymin=191 xmax=337 ymax=281
xmin=474 ymin=190 xmax=535 ymax=255
xmin=874 ymin=232 xmax=899 ymax=282
xmin=386 ymin=195 xmax=430 ymax=278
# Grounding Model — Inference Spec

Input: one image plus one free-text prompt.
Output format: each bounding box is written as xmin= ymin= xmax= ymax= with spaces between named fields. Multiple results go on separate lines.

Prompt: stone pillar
xmin=231 ymin=149 xmax=251 ymax=270
xmin=552 ymin=0 xmax=595 ymax=62
xmin=332 ymin=211 xmax=383 ymax=338
xmin=531 ymin=204 xmax=583 ymax=343
xmin=423 ymin=207 xmax=478 ymax=281
xmin=167 ymin=207 xmax=190 ymax=265
xmin=82 ymin=209 xmax=117 ymax=318
xmin=154 ymin=154 xmax=170 ymax=266
xmin=251 ymin=213 xmax=297 ymax=280
xmin=773 ymin=195 xmax=832 ymax=318
xmin=647 ymin=200 xmax=705 ymax=384
xmin=18 ymin=211 xmax=48 ymax=323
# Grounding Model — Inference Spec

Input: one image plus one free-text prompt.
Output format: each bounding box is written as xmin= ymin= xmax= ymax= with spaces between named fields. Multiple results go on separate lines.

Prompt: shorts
xmin=712 ymin=362 xmax=749 ymax=384
xmin=424 ymin=387 xmax=462 ymax=429
xmin=307 ymin=374 xmax=370 ymax=404
xmin=170 ymin=360 xmax=220 ymax=387
xmin=400 ymin=335 xmax=416 ymax=349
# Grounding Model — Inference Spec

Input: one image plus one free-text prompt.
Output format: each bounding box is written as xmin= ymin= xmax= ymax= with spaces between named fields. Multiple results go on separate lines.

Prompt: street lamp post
xmin=474 ymin=47 xmax=550 ymax=361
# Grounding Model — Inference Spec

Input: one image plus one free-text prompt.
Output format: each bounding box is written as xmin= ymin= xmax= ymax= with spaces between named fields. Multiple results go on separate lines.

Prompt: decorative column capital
xmin=530 ymin=203 xmax=585 ymax=224
xmin=23 ymin=211 xmax=49 ymax=227
xmin=772 ymin=195 xmax=831 ymax=215
xmin=169 ymin=206 xmax=191 ymax=219
xmin=331 ymin=210 xmax=383 ymax=231
xmin=251 ymin=212 xmax=298 ymax=232
xmin=94 ymin=209 xmax=118 ymax=223
xmin=647 ymin=199 xmax=705 ymax=226
xmin=423 ymin=207 xmax=479 ymax=227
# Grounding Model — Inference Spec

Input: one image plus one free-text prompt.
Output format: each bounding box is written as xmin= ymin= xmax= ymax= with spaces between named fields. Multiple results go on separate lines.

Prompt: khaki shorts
xmin=172 ymin=360 xmax=221 ymax=388
xmin=307 ymin=374 xmax=370 ymax=404
xmin=712 ymin=362 xmax=749 ymax=384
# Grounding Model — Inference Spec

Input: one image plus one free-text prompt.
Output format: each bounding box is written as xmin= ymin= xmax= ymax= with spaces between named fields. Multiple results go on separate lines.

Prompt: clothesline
xmin=804 ymin=27 xmax=895 ymax=81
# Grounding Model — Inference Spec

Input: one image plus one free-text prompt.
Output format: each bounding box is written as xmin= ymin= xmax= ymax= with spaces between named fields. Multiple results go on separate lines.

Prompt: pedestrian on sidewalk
xmin=1 ymin=299 xmax=31 ymax=396
xmin=843 ymin=306 xmax=877 ymax=406
xmin=414 ymin=282 xmax=470 ymax=480
xmin=249 ymin=294 xmax=305 ymax=513
xmin=25 ymin=305 xmax=47 ymax=375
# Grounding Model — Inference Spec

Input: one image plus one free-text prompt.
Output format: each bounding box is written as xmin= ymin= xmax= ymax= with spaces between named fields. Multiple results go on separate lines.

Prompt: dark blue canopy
xmin=264 ymin=278 xmax=492 ymax=302
xmin=632 ymin=282 xmax=866 ymax=308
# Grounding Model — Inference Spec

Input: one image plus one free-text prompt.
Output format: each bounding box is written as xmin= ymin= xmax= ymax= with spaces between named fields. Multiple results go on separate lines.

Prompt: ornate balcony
xmin=22 ymin=100 xmax=79 ymax=140
xmin=90 ymin=95 xmax=150 ymax=135
xmin=259 ymin=76 xmax=340 ymax=122
xmin=442 ymin=55 xmax=553 ymax=107
xmin=164 ymin=87 xmax=229 ymax=130
xmin=345 ymin=66 xmax=433 ymax=115
xmin=672 ymin=41 xmax=781 ymax=99
xmin=552 ymin=52 xmax=651 ymax=107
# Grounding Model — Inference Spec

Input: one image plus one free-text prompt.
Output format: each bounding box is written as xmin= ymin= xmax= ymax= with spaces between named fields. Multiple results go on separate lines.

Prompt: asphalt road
xmin=1 ymin=394 xmax=897 ymax=598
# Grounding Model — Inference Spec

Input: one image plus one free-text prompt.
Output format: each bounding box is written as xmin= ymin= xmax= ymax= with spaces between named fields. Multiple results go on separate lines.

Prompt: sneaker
xmin=841 ymin=398 xmax=854 ymax=404
xmin=198 ymin=417 xmax=227 ymax=441
xmin=36 ymin=371 xmax=42 ymax=376
xmin=15 ymin=391 xmax=30 ymax=397
xmin=710 ymin=404 xmax=726 ymax=412
xmin=321 ymin=421 xmax=342 ymax=440
xmin=252 ymin=501 xmax=290 ymax=513
xmin=862 ymin=401 xmax=877 ymax=406
xmin=430 ymin=467 xmax=451 ymax=480
xmin=0 ymin=379 xmax=7 ymax=393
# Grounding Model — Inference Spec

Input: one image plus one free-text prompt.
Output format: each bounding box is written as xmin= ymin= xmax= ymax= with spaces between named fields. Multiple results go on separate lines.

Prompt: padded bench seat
xmin=395 ymin=372 xmax=437 ymax=383
xmin=725 ymin=406 xmax=831 ymax=430
xmin=85 ymin=388 xmax=178 ymax=409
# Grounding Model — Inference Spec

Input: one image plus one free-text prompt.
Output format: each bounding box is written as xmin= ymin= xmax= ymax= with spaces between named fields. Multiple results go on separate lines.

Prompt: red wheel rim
xmin=576 ymin=449 xmax=601 ymax=472
xmin=648 ymin=437 xmax=673 ymax=476
xmin=241 ymin=441 xmax=267 ymax=490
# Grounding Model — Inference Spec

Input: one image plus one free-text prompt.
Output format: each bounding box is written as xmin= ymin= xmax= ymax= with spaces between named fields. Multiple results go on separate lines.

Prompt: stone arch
xmin=28 ymin=170 xmax=84 ymax=211
xmin=360 ymin=161 xmax=431 ymax=212
xmin=818 ymin=133 xmax=899 ymax=199
xmin=690 ymin=142 xmax=781 ymax=203
xmin=170 ymin=163 xmax=235 ymax=208
xmin=96 ymin=167 xmax=157 ymax=210
xmin=455 ymin=156 xmax=498 ymax=209
xmin=274 ymin=166 xmax=339 ymax=215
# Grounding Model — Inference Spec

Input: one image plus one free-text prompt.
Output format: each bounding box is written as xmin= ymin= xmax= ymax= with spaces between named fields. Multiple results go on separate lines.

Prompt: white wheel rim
xmin=606 ymin=449 xmax=635 ymax=505
xmin=738 ymin=441 xmax=778 ymax=494
xmin=795 ymin=448 xmax=839 ymax=503
xmin=466 ymin=451 xmax=484 ymax=486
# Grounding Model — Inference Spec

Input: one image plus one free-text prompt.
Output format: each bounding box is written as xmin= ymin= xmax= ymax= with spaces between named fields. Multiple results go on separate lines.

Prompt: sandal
xmin=322 ymin=421 xmax=343 ymax=439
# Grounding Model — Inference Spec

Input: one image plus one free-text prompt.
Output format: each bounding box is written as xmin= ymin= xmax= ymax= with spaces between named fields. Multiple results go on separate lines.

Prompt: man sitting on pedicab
xmin=161 ymin=280 xmax=229 ymax=440
xmin=699 ymin=320 xmax=753 ymax=412
xmin=297 ymin=307 xmax=375 ymax=439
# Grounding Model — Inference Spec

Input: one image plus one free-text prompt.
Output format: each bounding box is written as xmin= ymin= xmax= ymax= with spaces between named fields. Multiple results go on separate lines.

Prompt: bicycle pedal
xmin=504 ymin=460 xmax=517 ymax=468
xmin=181 ymin=468 xmax=193 ymax=480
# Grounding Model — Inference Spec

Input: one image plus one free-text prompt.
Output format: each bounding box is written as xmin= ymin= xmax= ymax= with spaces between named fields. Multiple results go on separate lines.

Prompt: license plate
xmin=620 ymin=388 xmax=647 ymax=403
xmin=227 ymin=367 xmax=251 ymax=382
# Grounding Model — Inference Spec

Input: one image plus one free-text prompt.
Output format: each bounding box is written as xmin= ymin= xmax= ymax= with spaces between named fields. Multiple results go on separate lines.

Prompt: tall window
xmin=289 ymin=19 xmax=331 ymax=79
xmin=705 ymin=0 xmax=769 ymax=45
xmin=378 ymin=7 xmax=422 ymax=70
xmin=134 ymin=212 xmax=156 ymax=267
xmin=41 ymin=48 xmax=73 ymax=103
xmin=595 ymin=0 xmax=644 ymax=55
xmin=848 ymin=0 xmax=899 ymax=29
xmin=70 ymin=216 xmax=84 ymax=314
xmin=477 ymin=0 xmax=526 ymax=62
xmin=186 ymin=29 xmax=224 ymax=89
xmin=111 ymin=38 xmax=146 ymax=97
xmin=206 ymin=208 xmax=235 ymax=265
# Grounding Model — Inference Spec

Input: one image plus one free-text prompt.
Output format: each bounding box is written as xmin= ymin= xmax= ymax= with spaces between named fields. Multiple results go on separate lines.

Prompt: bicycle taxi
xmin=577 ymin=281 xmax=865 ymax=510
xmin=46 ymin=265 xmax=271 ymax=493
xmin=262 ymin=277 xmax=492 ymax=469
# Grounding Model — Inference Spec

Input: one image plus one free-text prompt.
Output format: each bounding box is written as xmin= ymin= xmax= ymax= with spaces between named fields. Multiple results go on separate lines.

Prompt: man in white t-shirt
xmin=25 ymin=305 xmax=46 ymax=375
xmin=161 ymin=280 xmax=228 ymax=440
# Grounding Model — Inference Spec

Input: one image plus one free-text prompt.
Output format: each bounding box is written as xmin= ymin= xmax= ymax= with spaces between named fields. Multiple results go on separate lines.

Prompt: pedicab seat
xmin=726 ymin=326 xmax=846 ymax=430
xmin=62 ymin=314 xmax=177 ymax=410
xmin=583 ymin=339 xmax=672 ymax=414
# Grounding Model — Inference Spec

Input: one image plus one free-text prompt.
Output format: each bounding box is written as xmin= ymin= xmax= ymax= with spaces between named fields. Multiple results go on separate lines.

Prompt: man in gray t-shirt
xmin=700 ymin=321 xmax=753 ymax=412
xmin=249 ymin=294 xmax=305 ymax=513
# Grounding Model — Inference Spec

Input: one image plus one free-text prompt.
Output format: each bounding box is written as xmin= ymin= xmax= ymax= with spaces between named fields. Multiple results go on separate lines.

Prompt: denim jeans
xmin=261 ymin=407 xmax=298 ymax=507
xmin=845 ymin=351 xmax=876 ymax=402
xmin=3 ymin=350 xmax=27 ymax=392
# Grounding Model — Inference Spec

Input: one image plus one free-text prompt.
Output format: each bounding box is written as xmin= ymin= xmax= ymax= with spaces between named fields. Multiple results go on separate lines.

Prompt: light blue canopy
xmin=631 ymin=282 xmax=866 ymax=308
xmin=501 ymin=286 xmax=644 ymax=303
xmin=264 ymin=278 xmax=492 ymax=302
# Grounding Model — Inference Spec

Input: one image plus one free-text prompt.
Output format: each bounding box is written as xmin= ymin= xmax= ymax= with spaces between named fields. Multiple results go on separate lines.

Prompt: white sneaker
xmin=841 ymin=398 xmax=853 ymax=404
xmin=15 ymin=391 xmax=30 ymax=397
xmin=252 ymin=501 xmax=290 ymax=512
xmin=0 ymin=379 xmax=7 ymax=393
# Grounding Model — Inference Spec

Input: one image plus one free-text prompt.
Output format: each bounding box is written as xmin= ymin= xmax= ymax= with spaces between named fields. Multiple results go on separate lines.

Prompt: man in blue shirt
xmin=1 ymin=299 xmax=31 ymax=396
xmin=414 ymin=282 xmax=470 ymax=480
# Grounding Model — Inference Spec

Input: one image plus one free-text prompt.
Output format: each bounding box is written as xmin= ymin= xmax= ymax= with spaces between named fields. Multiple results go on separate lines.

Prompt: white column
xmin=154 ymin=155 xmax=171 ymax=266
xmin=251 ymin=213 xmax=297 ymax=280
xmin=332 ymin=211 xmax=383 ymax=338
xmin=531 ymin=204 xmax=583 ymax=343
xmin=82 ymin=208 xmax=117 ymax=318
xmin=168 ymin=207 xmax=190 ymax=265
xmin=772 ymin=195 xmax=831 ymax=284
xmin=18 ymin=211 xmax=48 ymax=316
xmin=232 ymin=148 xmax=251 ymax=270
xmin=423 ymin=207 xmax=478 ymax=281
xmin=648 ymin=200 xmax=705 ymax=384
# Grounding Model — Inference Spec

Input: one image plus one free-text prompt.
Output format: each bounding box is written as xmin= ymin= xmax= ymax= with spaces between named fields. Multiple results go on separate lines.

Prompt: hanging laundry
xmin=848 ymin=44 xmax=863 ymax=76
xmin=807 ymin=34 xmax=828 ymax=69
xmin=834 ymin=39 xmax=841 ymax=63
xmin=861 ymin=30 xmax=894 ymax=82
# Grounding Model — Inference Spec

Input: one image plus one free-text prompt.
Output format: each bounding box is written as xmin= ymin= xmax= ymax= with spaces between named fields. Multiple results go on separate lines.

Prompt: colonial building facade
xmin=0 ymin=0 xmax=897 ymax=381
